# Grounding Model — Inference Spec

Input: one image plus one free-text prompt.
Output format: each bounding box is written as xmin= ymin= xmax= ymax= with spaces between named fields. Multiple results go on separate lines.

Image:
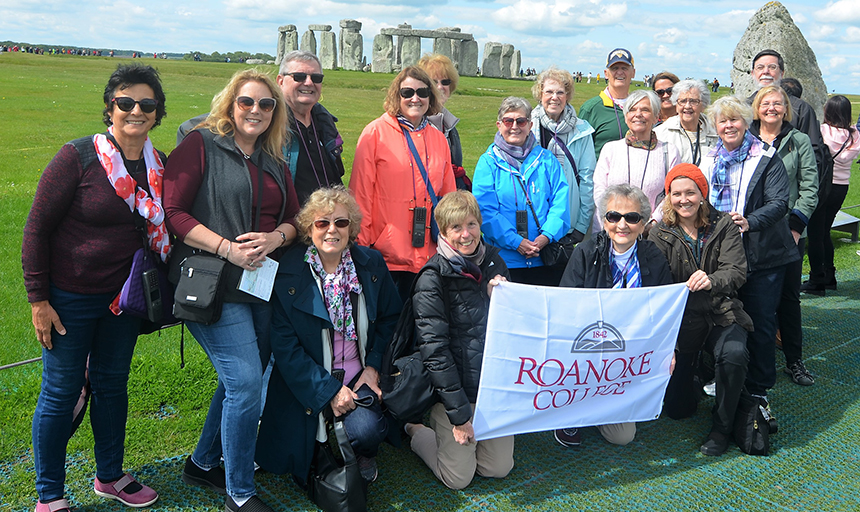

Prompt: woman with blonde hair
xmin=164 ymin=68 xmax=300 ymax=512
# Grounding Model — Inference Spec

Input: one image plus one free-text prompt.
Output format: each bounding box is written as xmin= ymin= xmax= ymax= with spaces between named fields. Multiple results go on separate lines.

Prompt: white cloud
xmin=792 ymin=13 xmax=807 ymax=24
xmin=845 ymin=26 xmax=860 ymax=43
xmin=491 ymin=0 xmax=627 ymax=33
xmin=655 ymin=45 xmax=685 ymax=63
xmin=810 ymin=25 xmax=836 ymax=40
xmin=652 ymin=28 xmax=687 ymax=46
xmin=815 ymin=0 xmax=860 ymax=23
xmin=576 ymin=39 xmax=604 ymax=51
xmin=829 ymin=56 xmax=848 ymax=69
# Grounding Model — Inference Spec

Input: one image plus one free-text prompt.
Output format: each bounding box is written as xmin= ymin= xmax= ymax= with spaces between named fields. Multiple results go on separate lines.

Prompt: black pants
xmin=664 ymin=321 xmax=749 ymax=435
xmin=806 ymin=184 xmax=849 ymax=285
xmin=391 ymin=271 xmax=417 ymax=304
xmin=776 ymin=239 xmax=804 ymax=365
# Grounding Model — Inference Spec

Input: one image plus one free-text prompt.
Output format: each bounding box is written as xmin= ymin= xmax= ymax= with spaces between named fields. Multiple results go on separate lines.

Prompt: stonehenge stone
xmin=394 ymin=24 xmax=412 ymax=66
xmin=500 ymin=44 xmax=514 ymax=79
xmin=277 ymin=25 xmax=297 ymax=65
xmin=482 ymin=42 xmax=502 ymax=78
xmin=340 ymin=19 xmax=361 ymax=30
xmin=246 ymin=59 xmax=265 ymax=65
xmin=433 ymin=38 xmax=454 ymax=61
xmin=460 ymin=40 xmax=479 ymax=77
xmin=301 ymin=30 xmax=317 ymax=56
xmin=372 ymin=34 xmax=394 ymax=73
xmin=400 ymin=36 xmax=420 ymax=68
xmin=319 ymin=31 xmax=337 ymax=70
xmin=308 ymin=24 xmax=332 ymax=32
xmin=339 ymin=19 xmax=364 ymax=71
xmin=730 ymin=1 xmax=827 ymax=119
xmin=511 ymin=50 xmax=521 ymax=77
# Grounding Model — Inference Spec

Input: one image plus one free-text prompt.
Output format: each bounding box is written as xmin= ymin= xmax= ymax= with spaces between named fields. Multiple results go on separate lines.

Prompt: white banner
xmin=473 ymin=281 xmax=689 ymax=441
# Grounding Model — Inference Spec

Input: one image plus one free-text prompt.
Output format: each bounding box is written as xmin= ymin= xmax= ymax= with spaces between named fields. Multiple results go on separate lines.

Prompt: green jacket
xmin=578 ymin=90 xmax=628 ymax=160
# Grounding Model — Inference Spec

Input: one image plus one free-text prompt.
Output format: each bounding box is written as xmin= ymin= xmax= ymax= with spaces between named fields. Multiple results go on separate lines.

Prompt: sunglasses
xmin=313 ymin=218 xmax=350 ymax=230
xmin=400 ymin=87 xmax=431 ymax=99
xmin=655 ymin=87 xmax=673 ymax=97
xmin=436 ymin=79 xmax=452 ymax=86
xmin=500 ymin=117 xmax=529 ymax=128
xmin=285 ymin=72 xmax=324 ymax=84
xmin=605 ymin=211 xmax=644 ymax=224
xmin=112 ymin=97 xmax=158 ymax=113
xmin=235 ymin=96 xmax=277 ymax=112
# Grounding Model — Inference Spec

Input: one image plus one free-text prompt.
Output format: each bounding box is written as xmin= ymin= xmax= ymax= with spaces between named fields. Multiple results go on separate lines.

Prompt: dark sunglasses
xmin=655 ymin=87 xmax=673 ymax=97
xmin=235 ymin=96 xmax=277 ymax=112
xmin=500 ymin=117 xmax=529 ymax=128
xmin=313 ymin=218 xmax=350 ymax=230
xmin=399 ymin=87 xmax=431 ymax=99
xmin=285 ymin=72 xmax=324 ymax=84
xmin=605 ymin=211 xmax=644 ymax=224
xmin=112 ymin=97 xmax=158 ymax=113
xmin=436 ymin=79 xmax=452 ymax=86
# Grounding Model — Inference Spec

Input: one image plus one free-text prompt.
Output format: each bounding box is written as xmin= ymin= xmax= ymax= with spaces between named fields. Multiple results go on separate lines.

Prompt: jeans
xmin=739 ymin=265 xmax=787 ymax=395
xmin=33 ymin=285 xmax=141 ymax=502
xmin=342 ymin=382 xmax=389 ymax=458
xmin=186 ymin=301 xmax=272 ymax=500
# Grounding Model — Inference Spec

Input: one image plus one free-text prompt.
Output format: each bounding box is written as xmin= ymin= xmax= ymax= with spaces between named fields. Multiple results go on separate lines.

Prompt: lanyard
xmin=401 ymin=126 xmax=440 ymax=239
xmin=295 ymin=117 xmax=329 ymax=189
xmin=681 ymin=123 xmax=702 ymax=166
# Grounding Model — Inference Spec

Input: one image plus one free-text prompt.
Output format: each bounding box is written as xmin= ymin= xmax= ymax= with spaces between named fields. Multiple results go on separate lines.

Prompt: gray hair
xmin=599 ymin=184 xmax=652 ymax=221
xmin=671 ymin=79 xmax=711 ymax=108
xmin=707 ymin=96 xmax=753 ymax=129
xmin=498 ymin=96 xmax=532 ymax=121
xmin=623 ymin=90 xmax=660 ymax=117
xmin=279 ymin=50 xmax=322 ymax=75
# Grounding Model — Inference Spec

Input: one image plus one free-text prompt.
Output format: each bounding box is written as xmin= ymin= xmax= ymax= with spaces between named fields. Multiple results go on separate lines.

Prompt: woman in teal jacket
xmin=473 ymin=96 xmax=570 ymax=286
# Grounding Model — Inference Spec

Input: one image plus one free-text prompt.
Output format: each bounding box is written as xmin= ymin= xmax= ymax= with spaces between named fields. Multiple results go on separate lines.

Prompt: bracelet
xmin=216 ymin=237 xmax=226 ymax=258
xmin=226 ymin=241 xmax=232 ymax=259
xmin=276 ymin=229 xmax=287 ymax=247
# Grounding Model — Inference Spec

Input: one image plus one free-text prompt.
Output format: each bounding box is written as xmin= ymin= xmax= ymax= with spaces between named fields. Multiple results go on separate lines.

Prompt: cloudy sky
xmin=3 ymin=0 xmax=859 ymax=93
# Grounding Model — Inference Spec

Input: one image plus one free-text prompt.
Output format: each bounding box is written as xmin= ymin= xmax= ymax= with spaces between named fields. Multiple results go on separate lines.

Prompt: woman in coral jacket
xmin=350 ymin=66 xmax=456 ymax=300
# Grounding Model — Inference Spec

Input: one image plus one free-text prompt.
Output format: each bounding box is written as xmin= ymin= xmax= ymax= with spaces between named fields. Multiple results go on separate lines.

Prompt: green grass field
xmin=2 ymin=52 xmax=860 ymax=511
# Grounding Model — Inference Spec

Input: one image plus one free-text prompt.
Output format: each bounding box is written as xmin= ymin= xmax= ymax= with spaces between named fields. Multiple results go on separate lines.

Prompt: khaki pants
xmin=410 ymin=403 xmax=514 ymax=490
xmin=596 ymin=422 xmax=636 ymax=445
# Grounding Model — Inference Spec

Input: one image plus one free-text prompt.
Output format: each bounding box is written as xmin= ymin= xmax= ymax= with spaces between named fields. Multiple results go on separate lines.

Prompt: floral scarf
xmin=624 ymin=129 xmax=658 ymax=150
xmin=306 ymin=246 xmax=363 ymax=343
xmin=93 ymin=126 xmax=171 ymax=261
xmin=710 ymin=130 xmax=760 ymax=213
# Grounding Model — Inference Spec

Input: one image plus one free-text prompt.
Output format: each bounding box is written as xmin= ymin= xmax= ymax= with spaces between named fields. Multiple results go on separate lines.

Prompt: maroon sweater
xmin=22 ymin=143 xmax=146 ymax=302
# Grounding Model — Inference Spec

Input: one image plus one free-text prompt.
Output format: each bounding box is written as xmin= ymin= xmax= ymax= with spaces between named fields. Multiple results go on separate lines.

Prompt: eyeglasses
xmin=542 ymin=90 xmax=566 ymax=98
xmin=313 ymin=218 xmax=350 ymax=230
xmin=235 ymin=96 xmax=277 ymax=112
xmin=754 ymin=64 xmax=780 ymax=72
xmin=605 ymin=211 xmax=644 ymax=224
xmin=500 ymin=117 xmax=529 ymax=128
xmin=677 ymin=98 xmax=702 ymax=106
xmin=112 ymin=97 xmax=158 ymax=113
xmin=435 ymin=79 xmax=452 ymax=86
xmin=760 ymin=101 xmax=784 ymax=109
xmin=655 ymin=87 xmax=673 ymax=97
xmin=285 ymin=72 xmax=324 ymax=84
xmin=400 ymin=87 xmax=431 ymax=99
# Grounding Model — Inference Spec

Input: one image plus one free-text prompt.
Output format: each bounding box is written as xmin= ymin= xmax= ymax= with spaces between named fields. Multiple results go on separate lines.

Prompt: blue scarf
xmin=710 ymin=130 xmax=758 ymax=212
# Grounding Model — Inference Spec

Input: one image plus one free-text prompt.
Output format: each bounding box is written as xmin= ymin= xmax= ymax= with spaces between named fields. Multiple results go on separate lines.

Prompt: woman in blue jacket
xmin=473 ymin=97 xmax=570 ymax=286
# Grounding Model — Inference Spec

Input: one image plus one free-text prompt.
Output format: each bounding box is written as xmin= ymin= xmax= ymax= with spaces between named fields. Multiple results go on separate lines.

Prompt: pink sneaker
xmin=93 ymin=474 xmax=158 ymax=508
xmin=35 ymin=499 xmax=71 ymax=512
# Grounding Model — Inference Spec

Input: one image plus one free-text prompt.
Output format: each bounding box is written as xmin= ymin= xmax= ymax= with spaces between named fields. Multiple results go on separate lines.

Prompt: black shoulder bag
xmin=308 ymin=413 xmax=368 ymax=512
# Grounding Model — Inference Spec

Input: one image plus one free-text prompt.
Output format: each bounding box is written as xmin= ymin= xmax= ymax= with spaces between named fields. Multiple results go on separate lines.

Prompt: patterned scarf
xmin=93 ymin=126 xmax=171 ymax=262
xmin=493 ymin=131 xmax=536 ymax=170
xmin=624 ymin=129 xmax=658 ymax=150
xmin=533 ymin=104 xmax=577 ymax=166
xmin=397 ymin=114 xmax=428 ymax=132
xmin=610 ymin=243 xmax=641 ymax=289
xmin=305 ymin=246 xmax=363 ymax=343
xmin=710 ymin=130 xmax=759 ymax=213
xmin=436 ymin=235 xmax=483 ymax=283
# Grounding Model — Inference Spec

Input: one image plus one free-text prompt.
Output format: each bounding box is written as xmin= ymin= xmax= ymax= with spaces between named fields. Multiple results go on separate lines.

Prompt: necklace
xmin=235 ymin=143 xmax=251 ymax=160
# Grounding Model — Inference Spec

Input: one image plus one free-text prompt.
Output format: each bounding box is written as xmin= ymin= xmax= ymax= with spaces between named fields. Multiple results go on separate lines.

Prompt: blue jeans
xmin=32 ymin=285 xmax=141 ymax=502
xmin=342 ymin=382 xmax=389 ymax=458
xmin=739 ymin=265 xmax=787 ymax=395
xmin=186 ymin=302 xmax=272 ymax=500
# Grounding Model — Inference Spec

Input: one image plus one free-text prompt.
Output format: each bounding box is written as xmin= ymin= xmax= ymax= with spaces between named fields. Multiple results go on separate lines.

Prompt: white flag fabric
xmin=473 ymin=281 xmax=689 ymax=441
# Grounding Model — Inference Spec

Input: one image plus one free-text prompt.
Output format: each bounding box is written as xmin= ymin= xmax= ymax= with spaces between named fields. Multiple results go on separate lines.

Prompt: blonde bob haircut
xmin=662 ymin=177 xmax=711 ymax=229
xmin=707 ymin=96 xmax=754 ymax=129
xmin=434 ymin=190 xmax=482 ymax=235
xmin=199 ymin=69 xmax=290 ymax=162
xmin=418 ymin=54 xmax=459 ymax=93
xmin=383 ymin=66 xmax=442 ymax=118
xmin=295 ymin=186 xmax=363 ymax=247
xmin=531 ymin=67 xmax=575 ymax=103
xmin=752 ymin=85 xmax=793 ymax=123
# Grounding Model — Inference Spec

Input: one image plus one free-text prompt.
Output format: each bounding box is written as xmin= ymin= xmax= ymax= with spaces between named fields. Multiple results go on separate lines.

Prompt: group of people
xmin=22 ymin=45 xmax=858 ymax=512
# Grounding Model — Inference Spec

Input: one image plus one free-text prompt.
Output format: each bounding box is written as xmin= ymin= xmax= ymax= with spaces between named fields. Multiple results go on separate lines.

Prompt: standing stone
xmin=730 ymin=1 xmax=827 ymax=119
xmin=394 ymin=23 xmax=412 ymax=67
xmin=511 ymin=50 xmax=521 ymax=78
xmin=319 ymin=31 xmax=337 ymax=70
xmin=301 ymin=30 xmax=317 ymax=56
xmin=339 ymin=19 xmax=363 ymax=71
xmin=433 ymin=38 xmax=454 ymax=61
xmin=372 ymin=34 xmax=394 ymax=73
xmin=482 ymin=42 xmax=502 ymax=78
xmin=400 ymin=36 xmax=421 ymax=68
xmin=499 ymin=44 xmax=514 ymax=79
xmin=277 ymin=25 xmax=297 ymax=65
xmin=285 ymin=29 xmax=298 ymax=55
xmin=460 ymin=40 xmax=478 ymax=77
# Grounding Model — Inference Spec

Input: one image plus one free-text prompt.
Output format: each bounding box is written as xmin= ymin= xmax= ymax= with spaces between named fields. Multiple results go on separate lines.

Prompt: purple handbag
xmin=119 ymin=248 xmax=175 ymax=327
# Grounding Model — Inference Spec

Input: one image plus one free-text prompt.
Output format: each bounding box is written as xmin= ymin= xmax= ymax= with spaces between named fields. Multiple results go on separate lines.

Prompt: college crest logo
xmin=571 ymin=321 xmax=625 ymax=352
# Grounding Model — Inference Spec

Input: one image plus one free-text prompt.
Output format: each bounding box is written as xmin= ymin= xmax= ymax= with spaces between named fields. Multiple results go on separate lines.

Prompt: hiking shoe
xmin=700 ymin=431 xmax=729 ymax=456
xmin=35 ymin=499 xmax=71 ymax=512
xmin=785 ymin=360 xmax=815 ymax=386
xmin=93 ymin=474 xmax=158 ymax=508
xmin=553 ymin=428 xmax=582 ymax=447
xmin=182 ymin=456 xmax=227 ymax=495
xmin=357 ymin=455 xmax=378 ymax=482
xmin=225 ymin=495 xmax=274 ymax=512
xmin=799 ymin=282 xmax=826 ymax=296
